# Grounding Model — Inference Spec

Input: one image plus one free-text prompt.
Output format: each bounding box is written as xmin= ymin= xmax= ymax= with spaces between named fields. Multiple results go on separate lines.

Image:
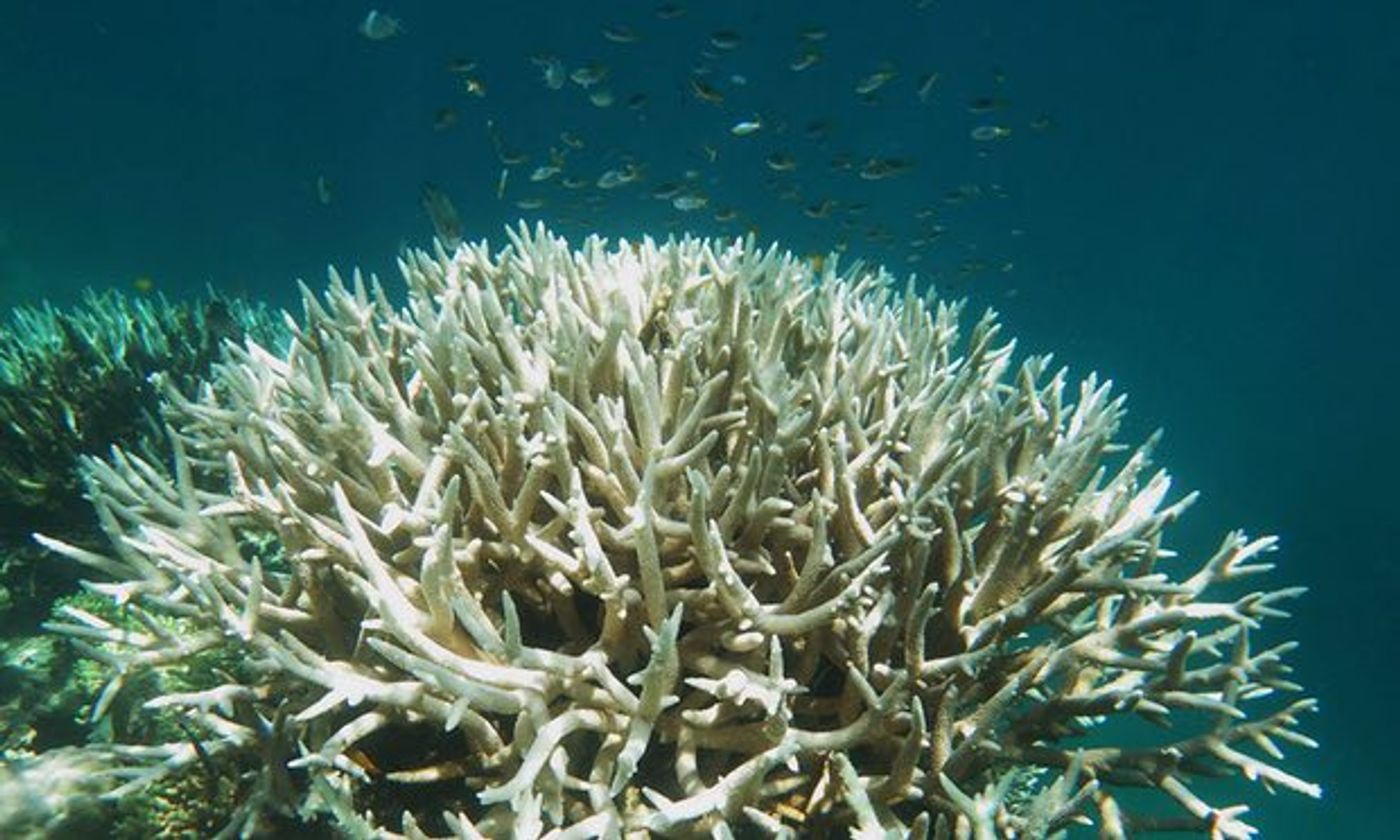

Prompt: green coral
xmin=0 ymin=289 xmax=283 ymax=634
xmin=2 ymin=583 xmax=276 ymax=837
xmin=0 ymin=590 xmax=107 ymax=754
xmin=109 ymin=753 xmax=249 ymax=840
xmin=1 ymin=586 xmax=255 ymax=755
xmin=0 ymin=288 xmax=282 ymax=547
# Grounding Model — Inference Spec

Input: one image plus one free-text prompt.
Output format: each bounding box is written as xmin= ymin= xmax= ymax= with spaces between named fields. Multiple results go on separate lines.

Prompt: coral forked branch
xmin=40 ymin=224 xmax=1318 ymax=837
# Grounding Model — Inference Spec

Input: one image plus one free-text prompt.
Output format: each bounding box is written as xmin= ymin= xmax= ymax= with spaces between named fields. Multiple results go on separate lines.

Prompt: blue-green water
xmin=1 ymin=1 xmax=1393 ymax=835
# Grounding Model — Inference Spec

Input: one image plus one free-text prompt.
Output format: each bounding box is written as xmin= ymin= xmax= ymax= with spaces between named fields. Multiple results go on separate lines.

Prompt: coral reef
xmin=0 ymin=289 xmax=282 ymax=633
xmin=35 ymin=225 xmax=1318 ymax=837
xmin=0 ymin=615 xmax=102 ymax=755
xmin=0 ymin=289 xmax=281 ymax=546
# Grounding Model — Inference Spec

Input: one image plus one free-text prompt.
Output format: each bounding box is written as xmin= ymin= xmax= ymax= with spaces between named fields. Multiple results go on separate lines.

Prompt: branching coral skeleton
xmin=37 ymin=223 xmax=1318 ymax=837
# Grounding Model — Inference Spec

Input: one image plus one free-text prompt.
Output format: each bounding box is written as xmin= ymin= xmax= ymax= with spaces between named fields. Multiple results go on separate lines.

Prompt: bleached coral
xmin=39 ymin=224 xmax=1318 ymax=837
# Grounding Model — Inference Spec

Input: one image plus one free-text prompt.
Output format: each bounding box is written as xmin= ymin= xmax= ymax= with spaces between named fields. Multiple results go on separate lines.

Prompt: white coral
xmin=39 ymin=224 xmax=1318 ymax=837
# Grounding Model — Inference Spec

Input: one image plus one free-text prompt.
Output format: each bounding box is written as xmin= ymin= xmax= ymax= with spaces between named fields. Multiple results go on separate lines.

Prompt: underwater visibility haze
xmin=0 ymin=1 xmax=1394 ymax=837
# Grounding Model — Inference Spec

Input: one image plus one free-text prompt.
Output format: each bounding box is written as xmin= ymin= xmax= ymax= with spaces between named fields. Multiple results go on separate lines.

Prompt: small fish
xmin=651 ymin=182 xmax=684 ymax=199
xmin=970 ymin=124 xmax=1011 ymax=142
xmin=625 ymin=92 xmax=648 ymax=109
xmin=804 ymin=120 xmax=832 ymax=141
xmin=774 ymin=183 xmax=802 ymax=202
xmin=967 ymin=96 xmax=1006 ymax=114
xmin=432 ymin=107 xmax=458 ymax=131
xmin=798 ymin=26 xmax=828 ymax=41
xmin=559 ymin=131 xmax=585 ymax=149
xmin=343 ymin=747 xmax=382 ymax=777
xmin=713 ymin=207 xmax=738 ymax=222
xmin=570 ymin=64 xmax=610 ymax=88
xmin=531 ymin=55 xmax=567 ymax=90
xmin=730 ymin=118 xmax=763 ymax=136
xmin=359 ymin=10 xmax=403 ymax=41
xmin=597 ymin=164 xmax=641 ymax=189
xmin=529 ymin=164 xmax=562 ymax=182
xmin=655 ymin=3 xmax=686 ymax=20
xmin=132 ymin=275 xmax=156 ymax=294
xmin=858 ymin=157 xmax=913 ymax=180
xmin=864 ymin=226 xmax=894 ymax=244
xmin=447 ymin=57 xmax=477 ymax=74
xmin=486 ymin=119 xmax=524 ymax=164
xmin=916 ymin=72 xmax=940 ymax=102
xmin=589 ymin=89 xmax=615 ymax=108
xmin=602 ymin=24 xmax=640 ymax=43
xmin=803 ymin=199 xmax=835 ymax=219
xmin=958 ymin=259 xmax=989 ymax=277
xmin=672 ymin=193 xmax=708 ymax=211
xmin=420 ymin=182 xmax=462 ymax=247
xmin=855 ymin=66 xmax=897 ymax=95
xmin=461 ymin=76 xmax=486 ymax=97
xmin=765 ymin=153 xmax=797 ymax=172
xmin=515 ymin=198 xmax=545 ymax=210
xmin=689 ymin=76 xmax=724 ymax=105
xmin=596 ymin=170 xmax=626 ymax=189
xmin=789 ymin=50 xmax=822 ymax=72
xmin=315 ymin=175 xmax=334 ymax=206
xmin=944 ymin=184 xmax=981 ymax=203
xmin=709 ymin=30 xmax=742 ymax=50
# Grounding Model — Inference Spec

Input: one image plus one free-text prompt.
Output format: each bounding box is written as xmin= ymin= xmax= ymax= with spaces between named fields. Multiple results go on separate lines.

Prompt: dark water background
xmin=1 ymin=1 xmax=1393 ymax=835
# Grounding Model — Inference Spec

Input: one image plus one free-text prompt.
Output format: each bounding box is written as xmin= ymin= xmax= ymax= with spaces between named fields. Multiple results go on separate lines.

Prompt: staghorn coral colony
xmin=30 ymin=225 xmax=1317 ymax=837
xmin=0 ymin=289 xmax=280 ymax=545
